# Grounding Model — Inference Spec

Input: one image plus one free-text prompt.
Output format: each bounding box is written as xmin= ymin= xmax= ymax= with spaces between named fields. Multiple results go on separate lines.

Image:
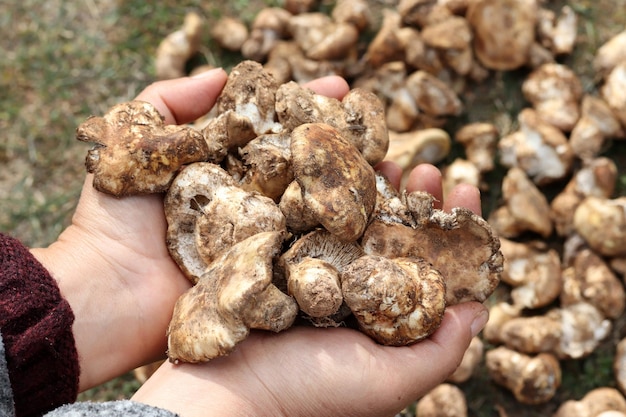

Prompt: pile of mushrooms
xmin=108 ymin=0 xmax=626 ymax=414
xmin=77 ymin=60 xmax=502 ymax=364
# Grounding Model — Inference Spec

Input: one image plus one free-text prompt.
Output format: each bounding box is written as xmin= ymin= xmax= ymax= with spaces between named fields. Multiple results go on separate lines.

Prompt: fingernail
xmin=470 ymin=308 xmax=489 ymax=338
xmin=191 ymin=67 xmax=224 ymax=79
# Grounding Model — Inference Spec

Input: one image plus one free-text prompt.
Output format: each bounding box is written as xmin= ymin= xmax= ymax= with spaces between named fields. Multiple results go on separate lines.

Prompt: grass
xmin=2 ymin=0 xmax=626 ymax=414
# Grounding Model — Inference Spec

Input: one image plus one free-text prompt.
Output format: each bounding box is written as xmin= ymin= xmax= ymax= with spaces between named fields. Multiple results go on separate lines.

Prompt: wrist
xmin=31 ymin=224 xmax=167 ymax=390
xmin=132 ymin=359 xmax=277 ymax=417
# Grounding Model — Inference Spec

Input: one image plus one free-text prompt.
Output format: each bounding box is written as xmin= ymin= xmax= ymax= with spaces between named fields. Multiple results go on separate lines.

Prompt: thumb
xmin=135 ymin=68 xmax=228 ymax=125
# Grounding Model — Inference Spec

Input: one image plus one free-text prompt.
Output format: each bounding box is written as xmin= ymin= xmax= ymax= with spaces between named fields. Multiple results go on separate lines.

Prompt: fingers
xmin=443 ymin=183 xmax=482 ymax=216
xmin=405 ymin=164 xmax=444 ymax=209
xmin=302 ymin=75 xmax=350 ymax=100
xmin=387 ymin=302 xmax=488 ymax=401
xmin=135 ymin=68 xmax=228 ymax=125
xmin=374 ymin=161 xmax=403 ymax=189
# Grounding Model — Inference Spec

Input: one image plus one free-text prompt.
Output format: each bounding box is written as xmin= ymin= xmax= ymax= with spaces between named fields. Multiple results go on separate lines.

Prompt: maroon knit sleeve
xmin=0 ymin=233 xmax=79 ymax=417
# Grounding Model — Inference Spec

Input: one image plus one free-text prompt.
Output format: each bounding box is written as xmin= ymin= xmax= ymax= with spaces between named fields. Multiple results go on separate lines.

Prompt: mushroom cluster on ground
xmin=111 ymin=0 xmax=626 ymax=415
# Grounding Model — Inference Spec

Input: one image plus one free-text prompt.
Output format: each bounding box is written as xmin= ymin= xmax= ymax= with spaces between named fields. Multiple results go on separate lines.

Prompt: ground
xmin=1 ymin=0 xmax=626 ymax=415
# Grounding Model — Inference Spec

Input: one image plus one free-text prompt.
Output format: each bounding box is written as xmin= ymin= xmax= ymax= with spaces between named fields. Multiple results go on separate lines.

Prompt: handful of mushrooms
xmin=77 ymin=60 xmax=502 ymax=363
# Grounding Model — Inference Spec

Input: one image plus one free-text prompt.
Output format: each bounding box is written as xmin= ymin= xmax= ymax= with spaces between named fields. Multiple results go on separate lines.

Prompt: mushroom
xmin=76 ymin=100 xmax=208 ymax=197
xmin=331 ymin=0 xmax=371 ymax=32
xmin=384 ymin=128 xmax=451 ymax=172
xmin=521 ymin=63 xmax=583 ymax=132
xmin=215 ymin=60 xmax=283 ymax=137
xmin=363 ymin=9 xmax=405 ymax=67
xmin=237 ymin=132 xmax=293 ymax=201
xmin=397 ymin=0 xmax=448 ymax=29
xmin=167 ymin=231 xmax=298 ymax=363
xmin=601 ymin=62 xmax=626 ymax=129
xmin=275 ymin=82 xmax=389 ymax=166
xmin=615 ymin=339 xmax=626 ymax=396
xmin=341 ymin=255 xmax=446 ymax=345
xmin=594 ymin=30 xmax=626 ymax=79
xmin=289 ymin=123 xmax=377 ymax=242
xmin=570 ymin=95 xmax=625 ymax=159
xmin=486 ymin=347 xmax=561 ymax=405
xmin=574 ymin=196 xmax=626 ymax=257
xmin=283 ymin=0 xmax=318 ymax=14
xmin=560 ymin=249 xmax=625 ymax=320
xmin=241 ymin=7 xmax=292 ymax=62
xmin=447 ymin=336 xmax=484 ymax=384
xmin=498 ymin=238 xmax=562 ymax=309
xmin=466 ymin=0 xmax=538 ymax=70
xmin=483 ymin=302 xmax=522 ymax=345
xmin=499 ymin=302 xmax=612 ymax=360
xmin=536 ymin=5 xmax=578 ymax=56
xmin=289 ymin=13 xmax=360 ymax=61
xmin=405 ymin=70 xmax=464 ymax=118
xmin=277 ymin=230 xmax=364 ymax=319
xmin=420 ymin=15 xmax=474 ymax=77
xmin=488 ymin=167 xmax=553 ymax=238
xmin=454 ymin=122 xmax=499 ymax=173
xmin=498 ymin=108 xmax=574 ymax=185
xmin=278 ymin=180 xmax=320 ymax=234
xmin=554 ymin=387 xmax=626 ymax=417
xmin=155 ymin=11 xmax=204 ymax=80
xmin=362 ymin=184 xmax=503 ymax=305
xmin=165 ymin=162 xmax=286 ymax=283
xmin=210 ymin=17 xmax=249 ymax=52
xmin=442 ymin=158 xmax=481 ymax=198
xmin=416 ymin=383 xmax=468 ymax=417
xmin=550 ymin=157 xmax=617 ymax=237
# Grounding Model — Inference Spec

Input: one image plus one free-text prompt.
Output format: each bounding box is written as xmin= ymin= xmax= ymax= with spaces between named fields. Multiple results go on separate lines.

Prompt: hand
xmin=30 ymin=69 xmax=352 ymax=391
xmin=131 ymin=167 xmax=488 ymax=417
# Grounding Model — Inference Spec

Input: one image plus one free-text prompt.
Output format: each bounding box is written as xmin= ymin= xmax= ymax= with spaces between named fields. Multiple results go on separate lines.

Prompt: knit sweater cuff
xmin=0 ymin=233 xmax=79 ymax=417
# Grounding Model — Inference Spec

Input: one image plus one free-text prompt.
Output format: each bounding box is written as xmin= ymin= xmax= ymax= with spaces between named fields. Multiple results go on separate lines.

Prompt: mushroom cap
xmin=574 ymin=196 xmax=626 ymax=257
xmin=416 ymin=384 xmax=468 ymax=417
xmin=165 ymin=162 xmax=237 ymax=283
xmin=594 ymin=30 xmax=626 ymax=78
xmin=489 ymin=167 xmax=553 ymax=238
xmin=166 ymin=162 xmax=286 ymax=283
xmin=216 ymin=61 xmax=282 ymax=136
xmin=210 ymin=17 xmax=249 ymax=51
xmin=385 ymin=128 xmax=451 ymax=170
xmin=560 ymin=249 xmax=625 ymax=319
xmin=499 ymin=239 xmax=562 ymax=309
xmin=167 ymin=231 xmax=298 ymax=363
xmin=278 ymin=229 xmax=364 ymax=318
xmin=601 ymin=62 xmax=626 ymax=128
xmin=77 ymin=100 xmax=209 ymax=196
xmin=363 ymin=191 xmax=502 ymax=305
xmin=522 ymin=63 xmax=583 ymax=132
xmin=498 ymin=108 xmax=574 ymax=185
xmin=238 ymin=132 xmax=293 ymax=201
xmin=291 ymin=123 xmax=377 ymax=242
xmin=194 ymin=185 xmax=287 ymax=265
xmin=467 ymin=0 xmax=538 ymax=70
xmin=341 ymin=255 xmax=446 ymax=345
xmin=486 ymin=347 xmax=561 ymax=405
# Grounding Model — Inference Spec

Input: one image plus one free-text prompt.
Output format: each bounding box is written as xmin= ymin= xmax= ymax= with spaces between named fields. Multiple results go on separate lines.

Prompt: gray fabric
xmin=43 ymin=400 xmax=179 ymax=417
xmin=0 ymin=331 xmax=178 ymax=417
xmin=0 ymin=333 xmax=16 ymax=417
